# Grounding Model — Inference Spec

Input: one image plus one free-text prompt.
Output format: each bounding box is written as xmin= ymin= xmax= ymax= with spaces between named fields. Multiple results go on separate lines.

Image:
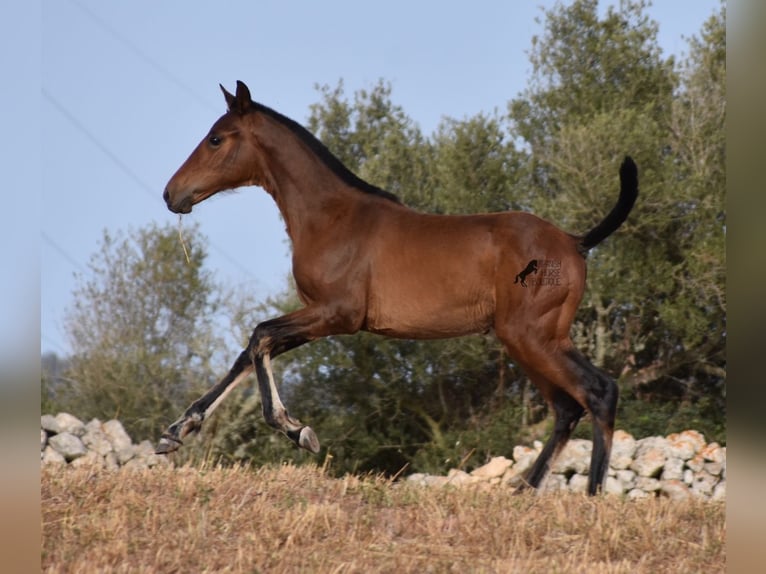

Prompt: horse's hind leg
xmin=515 ymin=386 xmax=584 ymax=492
xmin=565 ymin=349 xmax=618 ymax=494
xmin=501 ymin=339 xmax=617 ymax=495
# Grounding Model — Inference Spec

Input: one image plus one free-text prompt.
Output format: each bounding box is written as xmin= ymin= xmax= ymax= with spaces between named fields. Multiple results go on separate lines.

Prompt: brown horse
xmin=159 ymin=80 xmax=638 ymax=495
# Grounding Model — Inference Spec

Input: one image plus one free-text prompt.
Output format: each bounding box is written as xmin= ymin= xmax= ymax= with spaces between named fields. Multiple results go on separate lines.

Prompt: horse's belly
xmin=364 ymin=284 xmax=495 ymax=339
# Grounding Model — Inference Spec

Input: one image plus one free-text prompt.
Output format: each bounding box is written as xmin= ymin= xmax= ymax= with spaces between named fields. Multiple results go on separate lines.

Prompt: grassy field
xmin=42 ymin=463 xmax=725 ymax=573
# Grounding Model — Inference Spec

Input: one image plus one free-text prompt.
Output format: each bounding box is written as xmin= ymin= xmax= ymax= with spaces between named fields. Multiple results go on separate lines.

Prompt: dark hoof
xmin=155 ymin=435 xmax=183 ymax=455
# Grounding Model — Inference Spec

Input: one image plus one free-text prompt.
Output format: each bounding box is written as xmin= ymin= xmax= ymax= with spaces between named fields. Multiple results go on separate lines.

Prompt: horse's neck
xmin=259 ymin=124 xmax=359 ymax=246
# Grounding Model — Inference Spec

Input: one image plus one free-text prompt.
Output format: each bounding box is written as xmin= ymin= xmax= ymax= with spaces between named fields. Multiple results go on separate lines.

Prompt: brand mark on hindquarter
xmin=515 ymin=259 xmax=562 ymax=288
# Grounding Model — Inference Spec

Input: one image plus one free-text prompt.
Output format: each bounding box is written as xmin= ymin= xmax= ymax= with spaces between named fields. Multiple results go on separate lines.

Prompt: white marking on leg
xmin=262 ymin=353 xmax=287 ymax=415
xmin=203 ymin=368 xmax=253 ymax=420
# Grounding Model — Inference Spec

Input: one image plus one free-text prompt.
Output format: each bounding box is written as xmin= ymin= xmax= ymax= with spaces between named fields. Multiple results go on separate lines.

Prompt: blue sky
xmin=35 ymin=0 xmax=721 ymax=357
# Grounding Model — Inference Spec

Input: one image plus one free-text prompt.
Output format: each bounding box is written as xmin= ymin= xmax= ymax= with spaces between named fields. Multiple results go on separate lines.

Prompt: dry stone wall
xmin=42 ymin=413 xmax=725 ymax=500
xmin=407 ymin=429 xmax=726 ymax=501
xmin=41 ymin=413 xmax=169 ymax=471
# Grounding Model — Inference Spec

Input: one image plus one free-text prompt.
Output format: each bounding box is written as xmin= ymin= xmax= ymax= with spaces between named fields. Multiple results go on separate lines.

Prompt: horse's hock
xmin=41 ymin=413 xmax=724 ymax=501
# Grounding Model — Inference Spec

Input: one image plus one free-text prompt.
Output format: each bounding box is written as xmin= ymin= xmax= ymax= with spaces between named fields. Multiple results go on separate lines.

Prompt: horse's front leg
xmin=254 ymin=351 xmax=320 ymax=453
xmin=156 ymin=305 xmax=349 ymax=456
xmin=247 ymin=309 xmax=344 ymax=454
xmin=156 ymin=351 xmax=253 ymax=454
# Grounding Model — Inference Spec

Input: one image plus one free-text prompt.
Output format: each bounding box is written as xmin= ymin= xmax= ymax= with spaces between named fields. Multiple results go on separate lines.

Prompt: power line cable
xmin=42 ymin=89 xmax=257 ymax=279
xmin=42 ymin=88 xmax=162 ymax=205
xmin=67 ymin=0 xmax=219 ymax=113
xmin=42 ymin=231 xmax=86 ymax=273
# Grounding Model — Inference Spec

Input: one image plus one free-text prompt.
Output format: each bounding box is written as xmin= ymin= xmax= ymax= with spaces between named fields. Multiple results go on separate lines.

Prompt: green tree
xmin=617 ymin=4 xmax=725 ymax=439
xmin=430 ymin=114 xmax=524 ymax=214
xmin=202 ymin=2 xmax=727 ymax=471
xmin=59 ymin=222 xmax=226 ymax=441
xmin=509 ymin=0 xmax=725 ymax=440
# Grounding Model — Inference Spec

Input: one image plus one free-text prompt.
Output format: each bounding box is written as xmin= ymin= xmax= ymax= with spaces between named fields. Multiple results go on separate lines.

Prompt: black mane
xmin=253 ymin=102 xmax=400 ymax=204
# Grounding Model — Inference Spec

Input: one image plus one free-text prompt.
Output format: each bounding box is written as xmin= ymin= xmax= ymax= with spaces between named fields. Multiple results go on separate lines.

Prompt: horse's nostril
xmin=162 ymin=188 xmax=170 ymax=204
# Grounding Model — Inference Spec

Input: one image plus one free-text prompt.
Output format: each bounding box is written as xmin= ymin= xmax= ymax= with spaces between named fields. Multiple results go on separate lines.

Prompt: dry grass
xmin=42 ymin=463 xmax=724 ymax=573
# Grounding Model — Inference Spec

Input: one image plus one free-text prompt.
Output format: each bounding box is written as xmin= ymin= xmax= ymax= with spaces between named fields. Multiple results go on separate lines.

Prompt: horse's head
xmin=163 ymin=81 xmax=267 ymax=214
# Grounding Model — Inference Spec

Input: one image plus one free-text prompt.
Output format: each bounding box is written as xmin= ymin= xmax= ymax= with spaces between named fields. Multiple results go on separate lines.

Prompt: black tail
xmin=580 ymin=156 xmax=638 ymax=252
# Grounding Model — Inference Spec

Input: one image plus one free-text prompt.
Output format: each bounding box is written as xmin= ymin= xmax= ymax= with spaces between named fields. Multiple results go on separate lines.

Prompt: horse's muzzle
xmin=163 ymin=188 xmax=193 ymax=214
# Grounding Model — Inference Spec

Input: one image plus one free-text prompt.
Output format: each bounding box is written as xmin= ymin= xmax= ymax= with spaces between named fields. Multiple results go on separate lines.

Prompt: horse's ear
xmin=234 ymin=80 xmax=252 ymax=114
xmin=220 ymin=82 xmax=252 ymax=114
xmin=220 ymin=84 xmax=236 ymax=111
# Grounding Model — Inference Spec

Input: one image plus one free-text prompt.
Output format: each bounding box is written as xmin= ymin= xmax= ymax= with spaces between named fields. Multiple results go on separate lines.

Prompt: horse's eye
xmin=208 ymin=135 xmax=222 ymax=147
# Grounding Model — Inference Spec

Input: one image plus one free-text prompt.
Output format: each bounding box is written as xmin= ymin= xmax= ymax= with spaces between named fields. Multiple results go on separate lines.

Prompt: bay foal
xmin=159 ymin=81 xmax=638 ymax=494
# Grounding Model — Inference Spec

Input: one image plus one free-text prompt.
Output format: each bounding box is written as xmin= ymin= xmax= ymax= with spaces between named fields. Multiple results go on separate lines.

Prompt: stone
xmin=446 ymin=469 xmax=480 ymax=486
xmin=690 ymin=470 xmax=717 ymax=497
xmin=610 ymin=430 xmax=636 ymax=470
xmin=406 ymin=473 xmax=428 ymax=486
xmin=82 ymin=426 xmax=114 ymax=457
xmin=115 ymin=446 xmax=135 ymax=465
xmin=604 ymin=476 xmax=624 ymax=496
xmin=103 ymin=420 xmax=133 ymax=452
xmin=661 ymin=456 xmax=685 ymax=481
xmin=568 ymin=473 xmax=589 ymax=494
xmin=48 ymin=432 xmax=87 ymax=462
xmin=123 ymin=457 xmax=149 ymax=470
xmin=700 ymin=442 xmax=725 ymax=464
xmin=423 ymin=475 xmax=450 ymax=488
xmin=712 ymin=482 xmax=726 ymax=501
xmin=71 ymin=450 xmax=105 ymax=469
xmin=104 ymin=452 xmax=120 ymax=471
xmin=41 ymin=429 xmax=47 ymax=451
xmin=85 ymin=418 xmax=103 ymax=433
xmin=55 ymin=413 xmax=85 ymax=436
xmin=134 ymin=440 xmax=156 ymax=457
xmin=630 ymin=437 xmax=668 ymax=478
xmin=704 ymin=461 xmax=724 ymax=476
xmin=542 ymin=473 xmax=567 ymax=492
xmin=42 ymin=445 xmax=66 ymax=465
xmin=666 ymin=430 xmax=705 ymax=460
xmin=686 ymin=454 xmax=705 ymax=473
xmin=502 ymin=464 xmax=529 ymax=487
xmin=615 ymin=469 xmax=636 ymax=491
xmin=41 ymin=414 xmax=60 ymax=434
xmin=660 ymin=480 xmax=692 ymax=501
xmin=635 ymin=476 xmax=661 ymax=492
xmin=149 ymin=454 xmax=171 ymax=468
xmin=626 ymin=488 xmax=650 ymax=500
xmin=512 ymin=445 xmax=538 ymax=474
xmin=551 ymin=439 xmax=591 ymax=475
xmin=135 ymin=441 xmax=171 ymax=468
xmin=471 ymin=456 xmax=512 ymax=479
